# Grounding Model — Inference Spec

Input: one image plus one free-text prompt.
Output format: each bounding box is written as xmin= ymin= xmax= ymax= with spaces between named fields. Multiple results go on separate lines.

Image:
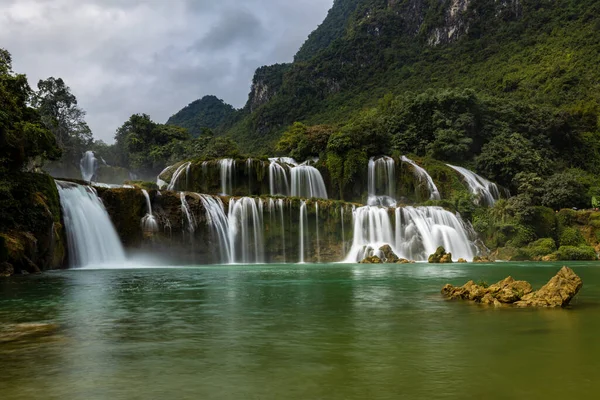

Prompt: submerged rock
xmin=515 ymin=266 xmax=583 ymax=308
xmin=442 ymin=267 xmax=582 ymax=308
xmin=429 ymin=246 xmax=453 ymax=263
xmin=0 ymin=323 xmax=59 ymax=343
xmin=396 ymin=258 xmax=415 ymax=264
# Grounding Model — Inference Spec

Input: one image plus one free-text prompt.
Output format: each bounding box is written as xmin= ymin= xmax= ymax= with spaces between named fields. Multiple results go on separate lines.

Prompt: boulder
xmin=515 ymin=266 xmax=583 ymax=308
xmin=378 ymin=245 xmax=399 ymax=263
xmin=360 ymin=255 xmax=383 ymax=264
xmin=429 ymin=246 xmax=453 ymax=263
xmin=457 ymin=258 xmax=467 ymax=263
xmin=473 ymin=255 xmax=493 ymax=263
xmin=396 ymin=258 xmax=415 ymax=264
xmin=0 ymin=262 xmax=14 ymax=277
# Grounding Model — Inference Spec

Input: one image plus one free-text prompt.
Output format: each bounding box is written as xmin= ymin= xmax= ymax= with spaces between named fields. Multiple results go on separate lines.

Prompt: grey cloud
xmin=0 ymin=0 xmax=334 ymax=142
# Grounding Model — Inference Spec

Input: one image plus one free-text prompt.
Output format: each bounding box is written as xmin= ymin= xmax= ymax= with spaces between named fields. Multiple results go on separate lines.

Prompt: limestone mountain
xmin=166 ymin=95 xmax=236 ymax=137
xmin=171 ymin=0 xmax=600 ymax=153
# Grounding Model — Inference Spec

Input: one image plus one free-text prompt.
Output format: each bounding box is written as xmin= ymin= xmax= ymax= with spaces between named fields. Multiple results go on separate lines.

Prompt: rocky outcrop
xmin=442 ymin=267 xmax=582 ymax=308
xmin=360 ymin=255 xmax=383 ymax=264
xmin=514 ymin=267 xmax=583 ymax=308
xmin=473 ymin=255 xmax=493 ymax=263
xmin=429 ymin=246 xmax=453 ymax=263
xmin=379 ymin=244 xmax=399 ymax=263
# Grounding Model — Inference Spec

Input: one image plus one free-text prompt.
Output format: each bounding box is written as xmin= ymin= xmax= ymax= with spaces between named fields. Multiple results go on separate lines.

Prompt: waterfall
xmin=345 ymin=206 xmax=395 ymax=263
xmin=198 ymin=194 xmax=231 ymax=264
xmin=315 ymin=202 xmax=320 ymax=263
xmin=299 ymin=200 xmax=308 ymax=263
xmin=277 ymin=199 xmax=286 ymax=262
xmin=401 ymin=156 xmax=441 ymax=200
xmin=167 ymin=162 xmax=191 ymax=191
xmin=219 ymin=159 xmax=235 ymax=195
xmin=268 ymin=158 xmax=290 ymax=196
xmin=291 ymin=163 xmax=328 ymax=199
xmin=341 ymin=207 xmax=346 ymax=255
xmin=446 ymin=164 xmax=502 ymax=206
xmin=368 ymin=156 xmax=396 ymax=206
xmin=180 ymin=192 xmax=196 ymax=234
xmin=157 ymin=165 xmax=173 ymax=190
xmin=228 ymin=197 xmax=264 ymax=264
xmin=57 ymin=181 xmax=126 ymax=268
xmin=344 ymin=205 xmax=475 ymax=263
xmin=141 ymin=189 xmax=159 ymax=233
xmin=80 ymin=151 xmax=98 ymax=182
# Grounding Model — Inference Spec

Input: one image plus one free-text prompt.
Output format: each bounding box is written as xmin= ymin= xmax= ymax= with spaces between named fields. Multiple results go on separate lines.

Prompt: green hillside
xmin=214 ymin=0 xmax=599 ymax=153
xmin=166 ymin=95 xmax=235 ymax=137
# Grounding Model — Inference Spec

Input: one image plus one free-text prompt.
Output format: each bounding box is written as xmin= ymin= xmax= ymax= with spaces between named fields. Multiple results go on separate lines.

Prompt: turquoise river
xmin=2 ymin=262 xmax=600 ymax=399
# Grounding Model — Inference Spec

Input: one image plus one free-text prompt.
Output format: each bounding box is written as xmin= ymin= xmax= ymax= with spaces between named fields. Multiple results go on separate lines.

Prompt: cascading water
xmin=167 ymin=162 xmax=191 ymax=191
xmin=180 ymin=192 xmax=196 ymax=234
xmin=80 ymin=151 xmax=98 ymax=182
xmin=197 ymin=194 xmax=232 ymax=263
xmin=299 ymin=200 xmax=308 ymax=263
xmin=57 ymin=181 xmax=126 ymax=268
xmin=315 ymin=203 xmax=320 ymax=262
xmin=157 ymin=165 xmax=173 ymax=190
xmin=368 ymin=156 xmax=396 ymax=206
xmin=141 ymin=189 xmax=159 ymax=233
xmin=228 ymin=197 xmax=264 ymax=264
xmin=344 ymin=205 xmax=476 ymax=263
xmin=268 ymin=158 xmax=290 ymax=196
xmin=401 ymin=156 xmax=441 ymax=200
xmin=277 ymin=199 xmax=286 ymax=262
xmin=290 ymin=162 xmax=328 ymax=199
xmin=219 ymin=159 xmax=235 ymax=195
xmin=446 ymin=164 xmax=503 ymax=206
xmin=394 ymin=207 xmax=475 ymax=262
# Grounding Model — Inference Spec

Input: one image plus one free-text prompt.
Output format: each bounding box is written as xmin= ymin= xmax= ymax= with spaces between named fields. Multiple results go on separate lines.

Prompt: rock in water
xmin=360 ymin=256 xmax=383 ymax=264
xmin=378 ymin=245 xmax=399 ymax=263
xmin=441 ymin=267 xmax=582 ymax=308
xmin=429 ymin=246 xmax=453 ymax=263
xmin=515 ymin=266 xmax=583 ymax=308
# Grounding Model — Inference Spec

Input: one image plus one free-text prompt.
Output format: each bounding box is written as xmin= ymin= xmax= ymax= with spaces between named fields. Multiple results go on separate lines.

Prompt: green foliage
xmin=559 ymin=227 xmax=586 ymax=247
xmin=541 ymin=170 xmax=589 ymax=210
xmin=554 ymin=245 xmax=597 ymax=261
xmin=276 ymin=122 xmax=334 ymax=160
xmin=33 ymin=77 xmax=92 ymax=169
xmin=166 ymin=95 xmax=235 ymax=137
xmin=0 ymin=48 xmax=60 ymax=171
xmin=114 ymin=114 xmax=191 ymax=176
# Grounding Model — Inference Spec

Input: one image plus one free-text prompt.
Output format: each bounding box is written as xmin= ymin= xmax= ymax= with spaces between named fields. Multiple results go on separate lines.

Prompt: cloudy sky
xmin=0 ymin=0 xmax=333 ymax=142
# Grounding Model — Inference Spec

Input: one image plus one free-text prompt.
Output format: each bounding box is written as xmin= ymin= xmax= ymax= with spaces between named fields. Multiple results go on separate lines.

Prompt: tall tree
xmin=32 ymin=77 xmax=92 ymax=166
xmin=0 ymin=48 xmax=60 ymax=170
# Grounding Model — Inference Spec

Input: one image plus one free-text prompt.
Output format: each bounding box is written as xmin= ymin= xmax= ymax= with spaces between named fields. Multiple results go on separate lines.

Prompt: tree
xmin=32 ymin=77 xmax=92 ymax=166
xmin=0 ymin=48 xmax=60 ymax=170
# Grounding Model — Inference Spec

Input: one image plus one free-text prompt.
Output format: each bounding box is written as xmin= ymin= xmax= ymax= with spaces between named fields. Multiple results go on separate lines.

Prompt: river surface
xmin=1 ymin=262 xmax=600 ymax=399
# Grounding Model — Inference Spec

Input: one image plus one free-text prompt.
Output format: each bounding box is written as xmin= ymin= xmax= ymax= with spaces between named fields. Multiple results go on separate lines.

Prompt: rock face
xmin=429 ymin=246 xmax=453 ymax=263
xmin=442 ymin=267 xmax=583 ymax=308
xmin=514 ymin=267 xmax=583 ymax=308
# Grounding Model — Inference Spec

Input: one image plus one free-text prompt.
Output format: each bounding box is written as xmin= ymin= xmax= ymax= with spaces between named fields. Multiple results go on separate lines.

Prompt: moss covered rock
xmin=428 ymin=246 xmax=452 ymax=263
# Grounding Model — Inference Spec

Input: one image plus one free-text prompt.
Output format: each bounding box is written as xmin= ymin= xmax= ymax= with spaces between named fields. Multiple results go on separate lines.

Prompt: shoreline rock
xmin=441 ymin=266 xmax=582 ymax=308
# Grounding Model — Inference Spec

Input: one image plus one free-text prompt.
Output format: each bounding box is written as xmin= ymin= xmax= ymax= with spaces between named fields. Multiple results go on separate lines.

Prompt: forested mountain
xmin=166 ymin=95 xmax=235 ymax=137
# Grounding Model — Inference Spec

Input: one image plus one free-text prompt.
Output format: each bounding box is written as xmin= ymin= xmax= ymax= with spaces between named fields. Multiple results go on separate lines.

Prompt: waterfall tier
xmin=447 ymin=164 xmax=505 ymax=206
xmin=368 ymin=156 xmax=396 ymax=206
xmin=345 ymin=205 xmax=476 ymax=263
xmin=57 ymin=181 xmax=126 ymax=268
xmin=80 ymin=151 xmax=98 ymax=182
xmin=401 ymin=156 xmax=441 ymax=200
